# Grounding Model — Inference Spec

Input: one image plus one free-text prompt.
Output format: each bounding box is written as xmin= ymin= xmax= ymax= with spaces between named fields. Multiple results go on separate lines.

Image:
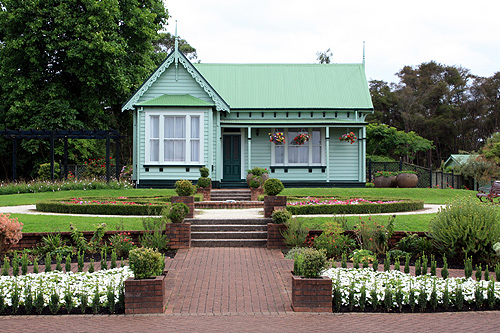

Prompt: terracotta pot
xmin=373 ymin=176 xmax=392 ymax=188
xmin=397 ymin=173 xmax=418 ymax=188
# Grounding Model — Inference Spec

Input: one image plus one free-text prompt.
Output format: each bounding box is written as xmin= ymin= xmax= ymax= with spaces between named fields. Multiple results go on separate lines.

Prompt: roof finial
xmin=175 ymin=20 xmax=179 ymax=54
xmin=362 ymin=41 xmax=365 ymax=67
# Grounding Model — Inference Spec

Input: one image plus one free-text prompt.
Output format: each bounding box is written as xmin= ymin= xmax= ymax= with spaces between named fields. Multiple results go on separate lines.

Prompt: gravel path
xmin=0 ymin=204 xmax=443 ymax=219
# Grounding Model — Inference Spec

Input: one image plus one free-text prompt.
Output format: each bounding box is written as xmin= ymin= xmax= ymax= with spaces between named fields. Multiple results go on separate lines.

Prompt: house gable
xmin=122 ymin=51 xmax=229 ymax=112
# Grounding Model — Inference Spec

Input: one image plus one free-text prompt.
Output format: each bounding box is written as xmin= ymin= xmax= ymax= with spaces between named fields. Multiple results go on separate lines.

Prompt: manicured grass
xmin=11 ymin=213 xmax=145 ymax=233
xmin=0 ymin=188 xmax=176 ymax=207
xmin=296 ymin=213 xmax=436 ymax=232
xmin=282 ymin=188 xmax=475 ymax=205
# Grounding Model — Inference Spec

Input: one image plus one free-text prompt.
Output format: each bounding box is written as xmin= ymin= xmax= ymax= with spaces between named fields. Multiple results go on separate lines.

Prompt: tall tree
xmin=0 ymin=0 xmax=170 ymax=178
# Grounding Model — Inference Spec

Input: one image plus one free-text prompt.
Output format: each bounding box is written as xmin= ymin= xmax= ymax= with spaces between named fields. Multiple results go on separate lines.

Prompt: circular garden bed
xmin=36 ymin=195 xmax=203 ymax=215
xmin=286 ymin=196 xmax=424 ymax=215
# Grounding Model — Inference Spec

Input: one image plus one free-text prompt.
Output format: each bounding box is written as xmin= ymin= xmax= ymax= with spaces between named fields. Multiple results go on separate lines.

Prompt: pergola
xmin=0 ymin=129 xmax=122 ymax=182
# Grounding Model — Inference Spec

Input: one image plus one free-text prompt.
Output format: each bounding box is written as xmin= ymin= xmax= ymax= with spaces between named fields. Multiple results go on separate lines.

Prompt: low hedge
xmin=286 ymin=200 xmax=424 ymax=215
xmin=36 ymin=201 xmax=169 ymax=215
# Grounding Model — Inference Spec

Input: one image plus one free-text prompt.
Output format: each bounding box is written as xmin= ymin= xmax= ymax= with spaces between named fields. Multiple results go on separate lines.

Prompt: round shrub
xmin=272 ymin=208 xmax=292 ymax=224
xmin=301 ymin=248 xmax=327 ymax=278
xmin=249 ymin=176 xmax=262 ymax=188
xmin=197 ymin=177 xmax=211 ymax=188
xmin=175 ymin=179 xmax=196 ymax=196
xmin=263 ymin=178 xmax=284 ymax=196
xmin=199 ymin=166 xmax=210 ymax=178
xmin=428 ymin=197 xmax=500 ymax=261
xmin=128 ymin=247 xmax=165 ymax=279
xmin=167 ymin=203 xmax=189 ymax=223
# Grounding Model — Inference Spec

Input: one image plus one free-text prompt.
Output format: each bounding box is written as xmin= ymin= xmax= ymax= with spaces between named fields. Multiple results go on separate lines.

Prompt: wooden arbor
xmin=0 ymin=129 xmax=122 ymax=182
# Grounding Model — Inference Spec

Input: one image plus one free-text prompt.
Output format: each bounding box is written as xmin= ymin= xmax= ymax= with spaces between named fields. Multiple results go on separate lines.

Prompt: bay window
xmin=146 ymin=110 xmax=203 ymax=164
xmin=271 ymin=128 xmax=323 ymax=166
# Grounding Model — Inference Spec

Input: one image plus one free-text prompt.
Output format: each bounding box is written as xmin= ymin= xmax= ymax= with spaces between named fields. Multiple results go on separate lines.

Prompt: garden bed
xmin=35 ymin=195 xmax=202 ymax=215
xmin=286 ymin=197 xmax=424 ymax=215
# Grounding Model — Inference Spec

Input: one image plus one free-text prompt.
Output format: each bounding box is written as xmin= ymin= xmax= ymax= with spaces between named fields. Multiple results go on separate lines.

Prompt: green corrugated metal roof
xmin=193 ymin=63 xmax=373 ymax=110
xmin=136 ymin=94 xmax=214 ymax=107
xmin=220 ymin=119 xmax=362 ymax=125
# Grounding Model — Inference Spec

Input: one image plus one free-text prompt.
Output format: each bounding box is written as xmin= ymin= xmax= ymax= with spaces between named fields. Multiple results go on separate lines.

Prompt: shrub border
xmin=286 ymin=200 xmax=424 ymax=215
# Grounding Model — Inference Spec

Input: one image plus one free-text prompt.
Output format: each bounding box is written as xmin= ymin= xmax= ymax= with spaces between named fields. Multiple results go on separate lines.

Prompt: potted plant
xmin=293 ymin=133 xmax=310 ymax=145
xmin=172 ymin=179 xmax=196 ymax=218
xmin=339 ymin=132 xmax=357 ymax=144
xmin=396 ymin=170 xmax=419 ymax=188
xmin=268 ymin=132 xmax=285 ymax=144
xmin=263 ymin=178 xmax=286 ymax=218
xmin=196 ymin=166 xmax=212 ymax=201
xmin=246 ymin=166 xmax=269 ymax=186
xmin=124 ymin=247 xmax=167 ymax=314
xmin=373 ymin=171 xmax=398 ymax=188
xmin=291 ymin=248 xmax=332 ymax=312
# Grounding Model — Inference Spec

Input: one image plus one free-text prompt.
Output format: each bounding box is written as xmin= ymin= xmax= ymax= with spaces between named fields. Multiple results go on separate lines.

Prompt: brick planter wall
xmin=171 ymin=196 xmax=195 ymax=218
xmin=292 ymin=275 xmax=332 ymax=312
xmin=250 ymin=187 xmax=264 ymax=201
xmin=263 ymin=195 xmax=287 ymax=218
xmin=125 ymin=271 xmax=168 ymax=314
xmin=164 ymin=222 xmax=190 ymax=249
xmin=267 ymin=223 xmax=287 ymax=249
xmin=197 ymin=187 xmax=211 ymax=201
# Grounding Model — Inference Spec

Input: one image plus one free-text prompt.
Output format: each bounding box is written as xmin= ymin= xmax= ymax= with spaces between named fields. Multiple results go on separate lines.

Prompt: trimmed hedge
xmin=286 ymin=200 xmax=424 ymax=215
xmin=36 ymin=195 xmax=202 ymax=215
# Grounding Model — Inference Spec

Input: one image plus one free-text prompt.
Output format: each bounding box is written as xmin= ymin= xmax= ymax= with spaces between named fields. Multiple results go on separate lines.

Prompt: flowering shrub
xmin=83 ymin=157 xmax=115 ymax=179
xmin=339 ymin=132 xmax=357 ymax=144
xmin=119 ymin=164 xmax=133 ymax=180
xmin=324 ymin=267 xmax=500 ymax=312
xmin=0 ymin=179 xmax=132 ymax=195
xmin=108 ymin=232 xmax=136 ymax=258
xmin=0 ymin=214 xmax=23 ymax=255
xmin=293 ymin=133 xmax=310 ymax=145
xmin=0 ymin=267 xmax=132 ymax=314
xmin=288 ymin=197 xmax=402 ymax=206
xmin=269 ymin=132 xmax=285 ymax=144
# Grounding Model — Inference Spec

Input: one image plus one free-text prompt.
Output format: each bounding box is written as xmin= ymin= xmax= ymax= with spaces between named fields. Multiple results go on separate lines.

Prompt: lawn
xmin=0 ymin=186 xmax=479 ymax=233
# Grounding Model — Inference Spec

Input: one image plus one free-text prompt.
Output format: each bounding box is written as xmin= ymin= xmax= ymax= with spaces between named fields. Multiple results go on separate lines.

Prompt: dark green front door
xmin=223 ymin=134 xmax=241 ymax=180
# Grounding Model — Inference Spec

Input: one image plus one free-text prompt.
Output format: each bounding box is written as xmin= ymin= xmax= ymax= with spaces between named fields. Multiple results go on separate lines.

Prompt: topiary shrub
xmin=428 ymin=197 xmax=500 ymax=261
xmin=272 ymin=208 xmax=292 ymax=224
xmin=175 ymin=179 xmax=196 ymax=196
xmin=199 ymin=166 xmax=210 ymax=178
xmin=128 ymin=247 xmax=165 ymax=279
xmin=263 ymin=178 xmax=284 ymax=196
xmin=247 ymin=166 xmax=268 ymax=177
xmin=249 ymin=176 xmax=263 ymax=188
xmin=197 ymin=177 xmax=211 ymax=188
xmin=38 ymin=162 xmax=60 ymax=180
xmin=167 ymin=203 xmax=189 ymax=223
xmin=300 ymin=248 xmax=327 ymax=278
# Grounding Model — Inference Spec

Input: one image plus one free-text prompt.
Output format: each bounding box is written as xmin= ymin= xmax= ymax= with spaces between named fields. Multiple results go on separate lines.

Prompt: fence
xmin=66 ymin=164 xmax=117 ymax=180
xmin=366 ymin=160 xmax=475 ymax=190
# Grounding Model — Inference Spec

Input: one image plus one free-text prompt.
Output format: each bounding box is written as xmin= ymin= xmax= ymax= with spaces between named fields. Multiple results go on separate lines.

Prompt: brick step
xmin=191 ymin=224 xmax=267 ymax=232
xmin=191 ymin=231 xmax=267 ymax=240
xmin=187 ymin=218 xmax=271 ymax=225
xmin=191 ymin=239 xmax=267 ymax=247
xmin=209 ymin=196 xmax=252 ymax=201
xmin=210 ymin=189 xmax=251 ymax=201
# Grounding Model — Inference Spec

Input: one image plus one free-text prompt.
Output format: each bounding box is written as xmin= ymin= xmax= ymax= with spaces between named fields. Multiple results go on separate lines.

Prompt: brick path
xmin=163 ymin=247 xmax=293 ymax=314
xmin=2 ymin=247 xmax=500 ymax=332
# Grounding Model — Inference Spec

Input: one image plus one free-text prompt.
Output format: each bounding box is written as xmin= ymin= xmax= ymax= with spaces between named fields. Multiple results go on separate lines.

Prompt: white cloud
xmin=164 ymin=0 xmax=500 ymax=83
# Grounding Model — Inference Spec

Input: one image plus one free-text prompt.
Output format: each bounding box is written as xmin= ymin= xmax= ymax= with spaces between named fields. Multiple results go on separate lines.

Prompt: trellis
xmin=0 ymin=129 xmax=122 ymax=182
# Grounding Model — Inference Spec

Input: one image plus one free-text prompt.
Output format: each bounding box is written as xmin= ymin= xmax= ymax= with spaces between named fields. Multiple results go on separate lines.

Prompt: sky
xmin=164 ymin=0 xmax=500 ymax=84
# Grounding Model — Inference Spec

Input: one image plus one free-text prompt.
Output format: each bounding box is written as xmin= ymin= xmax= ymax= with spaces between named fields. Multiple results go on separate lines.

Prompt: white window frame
xmin=270 ymin=127 xmax=324 ymax=166
xmin=145 ymin=109 xmax=204 ymax=165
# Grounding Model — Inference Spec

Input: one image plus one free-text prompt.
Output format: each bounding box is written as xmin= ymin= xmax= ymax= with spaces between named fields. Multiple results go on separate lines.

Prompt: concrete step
xmin=187 ymin=218 xmax=271 ymax=225
xmin=191 ymin=224 xmax=267 ymax=232
xmin=191 ymin=239 xmax=267 ymax=247
xmin=191 ymin=231 xmax=267 ymax=240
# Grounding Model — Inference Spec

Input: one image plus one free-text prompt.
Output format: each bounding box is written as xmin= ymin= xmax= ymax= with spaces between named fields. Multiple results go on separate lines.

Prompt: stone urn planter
xmin=246 ymin=172 xmax=269 ymax=187
xmin=397 ymin=173 xmax=418 ymax=188
xmin=373 ymin=176 xmax=392 ymax=188
xmin=171 ymin=196 xmax=195 ymax=218
xmin=291 ymin=275 xmax=332 ymax=312
xmin=125 ymin=271 xmax=168 ymax=314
